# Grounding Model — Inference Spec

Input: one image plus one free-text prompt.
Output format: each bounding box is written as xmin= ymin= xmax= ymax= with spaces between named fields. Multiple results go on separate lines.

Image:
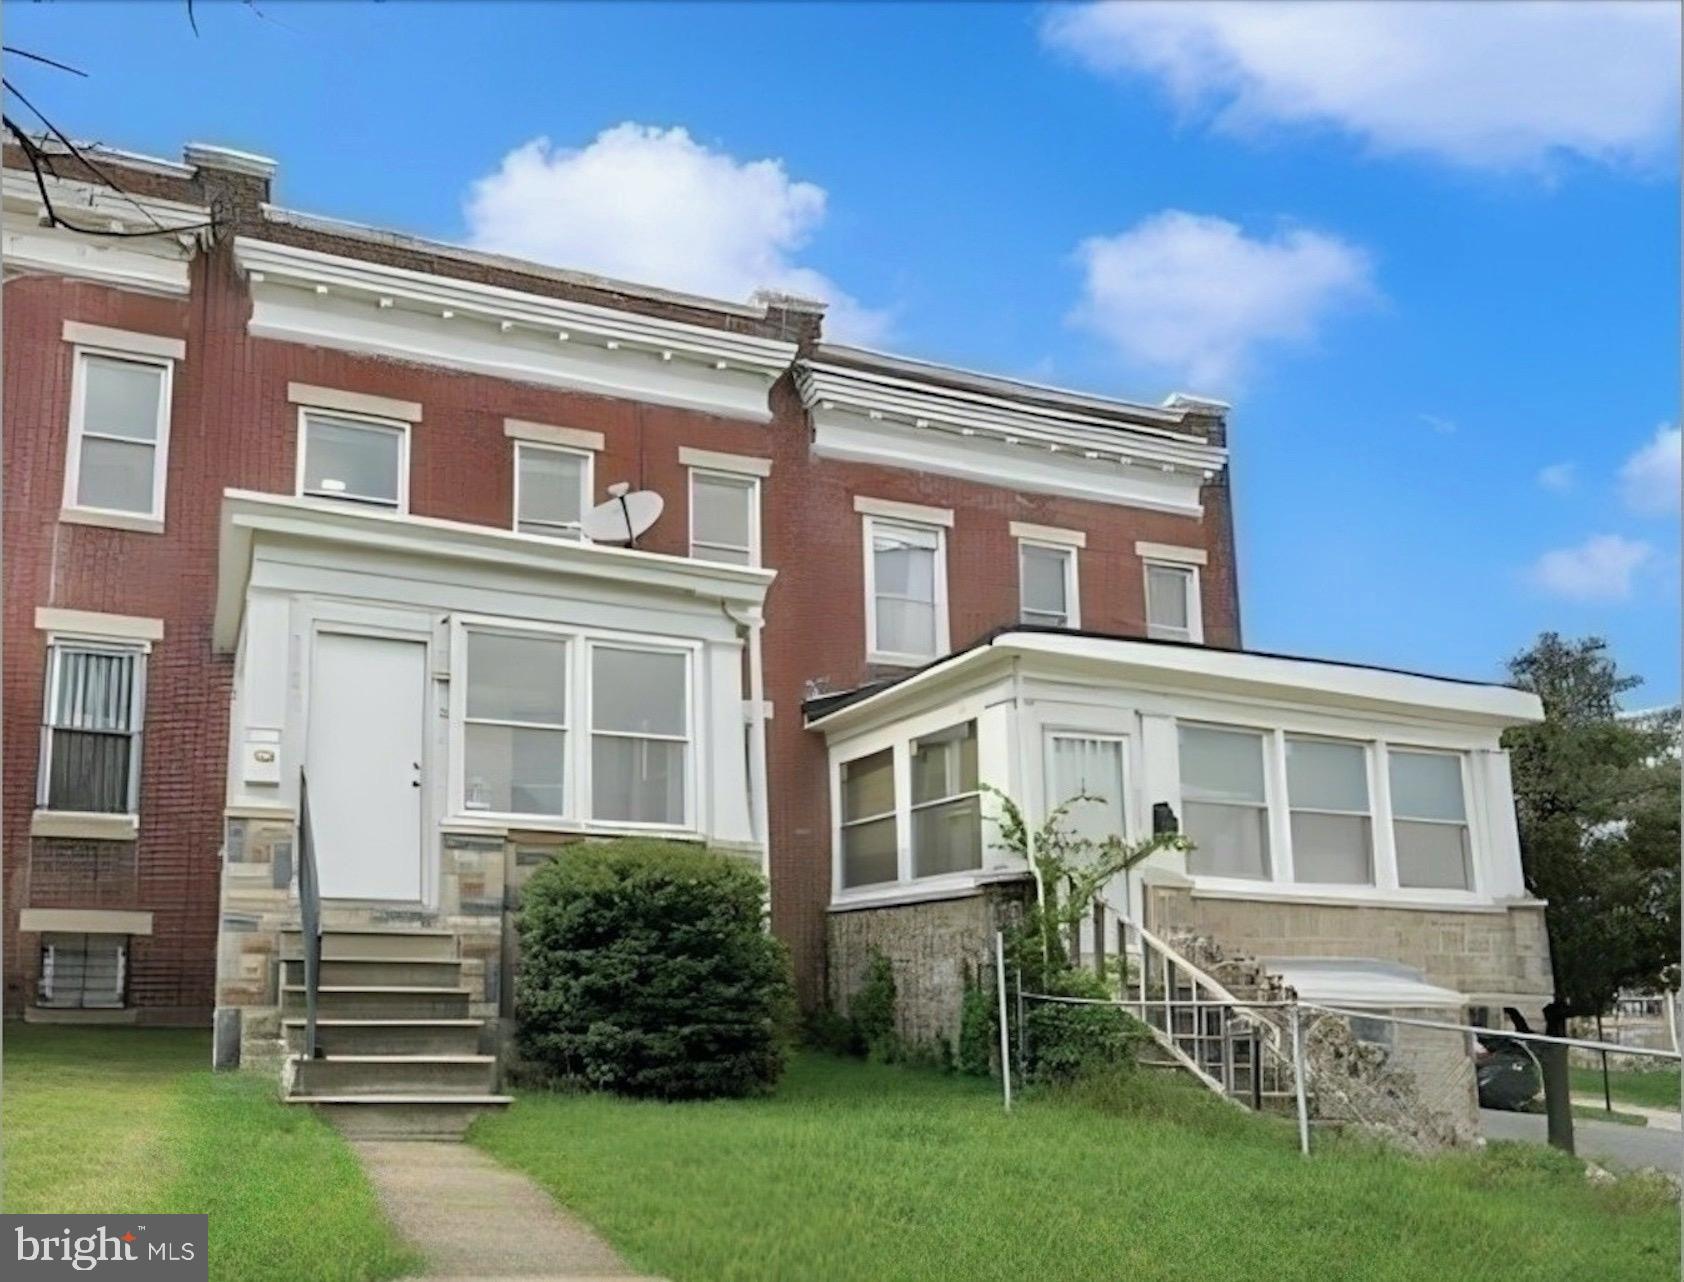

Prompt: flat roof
xmin=1264 ymin=958 xmax=1466 ymax=1011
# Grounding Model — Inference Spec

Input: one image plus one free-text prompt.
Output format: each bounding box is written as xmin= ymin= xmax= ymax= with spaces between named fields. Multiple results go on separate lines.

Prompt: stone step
xmin=282 ymin=985 xmax=473 ymax=1020
xmin=281 ymin=957 xmax=463 ymax=989
xmin=280 ymin=928 xmax=458 ymax=962
xmin=291 ymin=1094 xmax=512 ymax=1141
xmin=289 ymin=1054 xmax=498 ymax=1096
xmin=284 ymin=1018 xmax=485 ymax=1057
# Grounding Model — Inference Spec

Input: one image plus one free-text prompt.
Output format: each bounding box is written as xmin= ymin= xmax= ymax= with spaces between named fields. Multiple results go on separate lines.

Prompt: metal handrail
xmin=297 ymin=770 xmax=323 ymax=1060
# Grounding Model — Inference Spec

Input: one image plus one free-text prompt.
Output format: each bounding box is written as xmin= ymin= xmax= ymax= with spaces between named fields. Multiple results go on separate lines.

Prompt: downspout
xmin=723 ymin=603 xmax=770 ymax=881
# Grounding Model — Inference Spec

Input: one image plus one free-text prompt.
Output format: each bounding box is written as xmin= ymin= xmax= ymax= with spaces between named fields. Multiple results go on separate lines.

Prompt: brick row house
xmin=2 ymin=139 xmax=1551 ymax=1140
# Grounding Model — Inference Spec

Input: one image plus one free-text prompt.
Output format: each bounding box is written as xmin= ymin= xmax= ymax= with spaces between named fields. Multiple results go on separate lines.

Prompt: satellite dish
xmin=581 ymin=483 xmax=663 ymax=546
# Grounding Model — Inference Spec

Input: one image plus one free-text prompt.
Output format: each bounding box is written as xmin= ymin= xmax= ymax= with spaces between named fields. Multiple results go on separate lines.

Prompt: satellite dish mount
xmin=581 ymin=483 xmax=663 ymax=547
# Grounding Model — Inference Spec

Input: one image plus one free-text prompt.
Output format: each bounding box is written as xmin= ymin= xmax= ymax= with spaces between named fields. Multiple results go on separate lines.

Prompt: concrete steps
xmin=292 ymin=1095 xmax=513 ymax=1141
xmin=282 ymin=984 xmax=474 ymax=1020
xmin=284 ymin=1019 xmax=484 ymax=1057
xmin=281 ymin=956 xmax=464 ymax=989
xmin=289 ymin=1053 xmax=498 ymax=1096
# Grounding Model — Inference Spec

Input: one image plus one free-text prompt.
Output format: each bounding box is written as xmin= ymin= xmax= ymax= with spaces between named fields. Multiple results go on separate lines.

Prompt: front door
xmin=305 ymin=631 xmax=426 ymax=902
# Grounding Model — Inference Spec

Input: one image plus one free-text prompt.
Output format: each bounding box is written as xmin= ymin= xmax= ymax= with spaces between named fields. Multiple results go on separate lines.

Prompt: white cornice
xmin=232 ymin=237 xmax=797 ymax=423
xmin=2 ymin=170 xmax=209 ymax=296
xmin=213 ymin=489 xmax=775 ymax=651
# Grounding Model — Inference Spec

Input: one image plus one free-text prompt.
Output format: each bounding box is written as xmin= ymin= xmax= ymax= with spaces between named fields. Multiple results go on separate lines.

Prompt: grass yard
xmin=475 ymin=1053 xmax=1680 ymax=1282
xmin=2 ymin=1025 xmax=420 ymax=1282
xmin=1572 ymin=1065 xmax=1681 ymax=1113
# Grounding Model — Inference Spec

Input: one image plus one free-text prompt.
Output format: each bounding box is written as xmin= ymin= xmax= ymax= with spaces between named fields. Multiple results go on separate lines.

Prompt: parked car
xmin=1476 ymin=1035 xmax=1544 ymax=1111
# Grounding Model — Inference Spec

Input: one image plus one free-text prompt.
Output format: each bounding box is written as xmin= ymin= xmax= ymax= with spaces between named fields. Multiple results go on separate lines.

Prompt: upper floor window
xmin=40 ymin=642 xmax=145 ymax=815
xmin=839 ymin=748 xmax=897 ymax=889
xmin=1178 ymin=724 xmax=1270 ymax=880
xmin=66 ymin=350 xmax=171 ymax=521
xmin=515 ymin=441 xmax=591 ymax=540
xmin=865 ymin=516 xmax=948 ymax=665
xmin=1145 ymin=560 xmax=1201 ymax=643
xmin=1285 ymin=736 xmax=1373 ymax=885
xmin=689 ymin=469 xmax=759 ymax=565
xmin=910 ymin=721 xmax=981 ymax=877
xmin=298 ymin=410 xmax=407 ymax=510
xmin=1020 ymin=541 xmax=1079 ymax=629
xmin=1389 ymin=750 xmax=1472 ymax=890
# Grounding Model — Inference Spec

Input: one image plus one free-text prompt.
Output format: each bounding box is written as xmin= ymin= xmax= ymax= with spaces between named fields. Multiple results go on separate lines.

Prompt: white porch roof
xmin=1264 ymin=957 xmax=1467 ymax=1011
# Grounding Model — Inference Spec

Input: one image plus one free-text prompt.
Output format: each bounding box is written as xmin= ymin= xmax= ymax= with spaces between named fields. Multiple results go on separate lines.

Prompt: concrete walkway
xmin=1570 ymin=1094 xmax=1682 ymax=1131
xmin=354 ymin=1141 xmax=664 ymax=1281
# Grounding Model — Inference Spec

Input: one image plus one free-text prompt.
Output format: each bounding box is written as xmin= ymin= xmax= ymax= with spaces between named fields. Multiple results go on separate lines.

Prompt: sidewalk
xmin=1570 ymin=1094 xmax=1682 ymax=1132
xmin=354 ymin=1140 xmax=665 ymax=1281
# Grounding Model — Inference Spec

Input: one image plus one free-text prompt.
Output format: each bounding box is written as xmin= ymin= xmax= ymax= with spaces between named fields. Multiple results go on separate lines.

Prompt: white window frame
xmin=688 ymin=467 xmax=762 ymax=566
xmin=837 ymin=746 xmax=899 ymax=891
xmin=295 ymin=406 xmax=411 ymax=512
xmin=585 ymin=638 xmax=696 ymax=832
xmin=1144 ymin=559 xmax=1203 ymax=644
xmin=1178 ymin=720 xmax=1274 ymax=882
xmin=457 ymin=624 xmax=572 ymax=822
xmin=1018 ymin=539 xmax=1080 ymax=629
xmin=62 ymin=346 xmax=174 ymax=526
xmin=1386 ymin=746 xmax=1478 ymax=894
xmin=863 ymin=514 xmax=950 ymax=666
xmin=907 ymin=720 xmax=984 ymax=880
xmin=1282 ymin=733 xmax=1376 ymax=888
xmin=38 ymin=932 xmax=128 ymax=1010
xmin=37 ymin=635 xmax=149 ymax=818
xmin=513 ymin=440 xmax=593 ymax=541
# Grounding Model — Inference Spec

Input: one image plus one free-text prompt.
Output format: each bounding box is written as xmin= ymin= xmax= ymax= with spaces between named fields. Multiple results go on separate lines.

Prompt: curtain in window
xmin=1048 ymin=736 xmax=1126 ymax=845
xmin=46 ymin=648 xmax=140 ymax=814
xmin=873 ymin=524 xmax=938 ymax=657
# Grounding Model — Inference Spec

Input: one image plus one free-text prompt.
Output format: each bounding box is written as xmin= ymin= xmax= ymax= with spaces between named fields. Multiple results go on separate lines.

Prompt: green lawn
xmin=2 ymin=1025 xmax=420 ymax=1282
xmin=475 ymin=1053 xmax=1680 ymax=1282
xmin=1572 ymin=1065 xmax=1680 ymax=1112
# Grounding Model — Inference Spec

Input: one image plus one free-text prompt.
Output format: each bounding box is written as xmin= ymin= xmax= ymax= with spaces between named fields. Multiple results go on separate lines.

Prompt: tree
xmin=1503 ymin=632 xmax=1680 ymax=1151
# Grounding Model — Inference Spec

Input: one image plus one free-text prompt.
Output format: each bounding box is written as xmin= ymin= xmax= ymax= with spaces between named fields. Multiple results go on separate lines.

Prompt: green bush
xmin=515 ymin=839 xmax=794 ymax=1099
xmin=958 ymin=982 xmax=997 ymax=1077
xmin=801 ymin=1006 xmax=864 ymax=1058
xmin=1024 ymin=968 xmax=1139 ymax=1083
xmin=851 ymin=952 xmax=901 ymax=1063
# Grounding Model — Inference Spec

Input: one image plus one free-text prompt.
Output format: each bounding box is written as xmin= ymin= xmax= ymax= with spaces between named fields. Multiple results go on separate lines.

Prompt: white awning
xmin=1264 ymin=957 xmax=1467 ymax=1011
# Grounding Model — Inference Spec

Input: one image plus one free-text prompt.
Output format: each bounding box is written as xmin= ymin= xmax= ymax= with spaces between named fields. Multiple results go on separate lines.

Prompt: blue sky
xmin=10 ymin=1 xmax=1679 ymax=701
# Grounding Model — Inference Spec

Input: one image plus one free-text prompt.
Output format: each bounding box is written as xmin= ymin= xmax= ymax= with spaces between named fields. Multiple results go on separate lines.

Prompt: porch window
xmin=462 ymin=630 xmax=568 ymax=817
xmin=1389 ymin=750 xmax=1472 ymax=890
xmin=66 ymin=351 xmax=171 ymax=519
xmin=590 ymin=645 xmax=689 ymax=825
xmin=689 ymin=470 xmax=759 ymax=565
xmin=1178 ymin=724 xmax=1270 ymax=880
xmin=38 ymin=933 xmax=126 ymax=1009
xmin=1019 ymin=542 xmax=1078 ymax=629
xmin=1285 ymin=736 xmax=1373 ymax=885
xmin=515 ymin=442 xmax=591 ymax=540
xmin=840 ymin=748 xmax=897 ymax=888
xmin=1145 ymin=561 xmax=1200 ymax=643
xmin=1047 ymin=734 xmax=1127 ymax=845
xmin=910 ymin=721 xmax=981 ymax=877
xmin=865 ymin=517 xmax=947 ymax=664
xmin=39 ymin=642 xmax=145 ymax=815
xmin=299 ymin=411 xmax=406 ymax=509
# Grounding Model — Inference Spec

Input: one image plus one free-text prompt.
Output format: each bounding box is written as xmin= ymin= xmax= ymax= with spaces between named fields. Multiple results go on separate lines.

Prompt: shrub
xmin=801 ymin=1006 xmax=864 ymax=1058
xmin=515 ymin=839 xmax=794 ymax=1099
xmin=958 ymin=981 xmax=997 ymax=1077
xmin=850 ymin=952 xmax=901 ymax=1063
xmin=1024 ymin=967 xmax=1139 ymax=1084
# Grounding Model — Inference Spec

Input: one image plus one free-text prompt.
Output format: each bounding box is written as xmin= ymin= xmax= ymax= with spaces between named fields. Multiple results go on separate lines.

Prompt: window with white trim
xmin=1145 ymin=561 xmax=1200 ymax=643
xmin=298 ymin=410 xmax=406 ymax=509
xmin=1389 ymin=749 xmax=1472 ymax=890
xmin=1179 ymin=724 xmax=1270 ymax=880
xmin=866 ymin=517 xmax=947 ymax=663
xmin=1046 ymin=734 xmax=1127 ymax=845
xmin=38 ymin=933 xmax=127 ymax=1009
xmin=839 ymin=748 xmax=897 ymax=889
xmin=462 ymin=630 xmax=569 ymax=817
xmin=1285 ymin=736 xmax=1373 ymax=885
xmin=590 ymin=645 xmax=689 ymax=825
xmin=910 ymin=721 xmax=981 ymax=877
xmin=515 ymin=441 xmax=591 ymax=540
xmin=39 ymin=641 xmax=146 ymax=815
xmin=66 ymin=350 xmax=171 ymax=519
xmin=689 ymin=469 xmax=759 ymax=565
xmin=1020 ymin=542 xmax=1078 ymax=628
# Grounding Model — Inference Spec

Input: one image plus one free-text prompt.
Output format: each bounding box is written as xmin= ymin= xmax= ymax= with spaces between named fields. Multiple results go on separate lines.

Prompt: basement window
xmin=298 ymin=410 xmax=407 ymax=510
xmin=38 ymin=933 xmax=127 ymax=1009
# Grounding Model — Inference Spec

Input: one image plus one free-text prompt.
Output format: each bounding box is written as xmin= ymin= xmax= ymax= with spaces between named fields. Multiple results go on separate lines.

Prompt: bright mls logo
xmin=3 ymin=1215 xmax=207 ymax=1280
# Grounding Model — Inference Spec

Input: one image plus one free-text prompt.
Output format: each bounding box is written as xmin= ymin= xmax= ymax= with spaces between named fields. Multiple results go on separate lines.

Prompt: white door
xmin=305 ymin=631 xmax=426 ymax=902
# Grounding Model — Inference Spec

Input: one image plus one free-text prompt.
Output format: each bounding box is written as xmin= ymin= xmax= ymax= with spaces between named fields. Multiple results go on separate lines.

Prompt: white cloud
xmin=1527 ymin=534 xmax=1653 ymax=602
xmin=1536 ymin=462 xmax=1575 ymax=492
xmin=464 ymin=125 xmax=889 ymax=342
xmin=1043 ymin=1 xmax=1679 ymax=172
xmin=1070 ymin=210 xmax=1373 ymax=390
xmin=1418 ymin=414 xmax=1457 ymax=436
xmin=1619 ymin=424 xmax=1681 ymax=516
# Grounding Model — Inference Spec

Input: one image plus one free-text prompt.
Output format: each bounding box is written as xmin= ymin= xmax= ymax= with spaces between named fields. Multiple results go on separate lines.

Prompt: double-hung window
xmin=590 ymin=645 xmax=689 ymax=826
xmin=689 ymin=470 xmax=759 ymax=565
xmin=65 ymin=349 xmax=172 ymax=521
xmin=1389 ymin=750 xmax=1472 ymax=890
xmin=462 ymin=630 xmax=569 ymax=817
xmin=1179 ymin=724 xmax=1270 ymax=880
xmin=866 ymin=517 xmax=947 ymax=664
xmin=39 ymin=641 xmax=146 ymax=816
xmin=839 ymin=748 xmax=897 ymax=889
xmin=298 ymin=410 xmax=407 ymax=509
xmin=515 ymin=442 xmax=591 ymax=540
xmin=1285 ymin=736 xmax=1373 ymax=885
xmin=910 ymin=721 xmax=981 ymax=877
xmin=1145 ymin=560 xmax=1200 ymax=642
xmin=1020 ymin=542 xmax=1079 ymax=628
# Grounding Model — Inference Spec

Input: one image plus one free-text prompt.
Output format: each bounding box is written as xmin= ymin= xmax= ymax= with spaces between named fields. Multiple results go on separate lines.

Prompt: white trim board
xmin=1011 ymin=521 xmax=1086 ymax=548
xmin=36 ymin=607 xmax=164 ymax=642
xmin=289 ymin=382 xmax=422 ymax=423
xmin=61 ymin=322 xmax=186 ymax=361
xmin=853 ymin=494 xmax=953 ymax=526
xmin=679 ymin=446 xmax=773 ymax=478
xmin=505 ymin=419 xmax=605 ymax=452
xmin=1136 ymin=540 xmax=1208 ymax=566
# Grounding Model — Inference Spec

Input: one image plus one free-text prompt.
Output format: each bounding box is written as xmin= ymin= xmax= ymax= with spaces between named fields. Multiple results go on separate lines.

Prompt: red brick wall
xmin=3 ymin=228 xmax=1240 ymax=1018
